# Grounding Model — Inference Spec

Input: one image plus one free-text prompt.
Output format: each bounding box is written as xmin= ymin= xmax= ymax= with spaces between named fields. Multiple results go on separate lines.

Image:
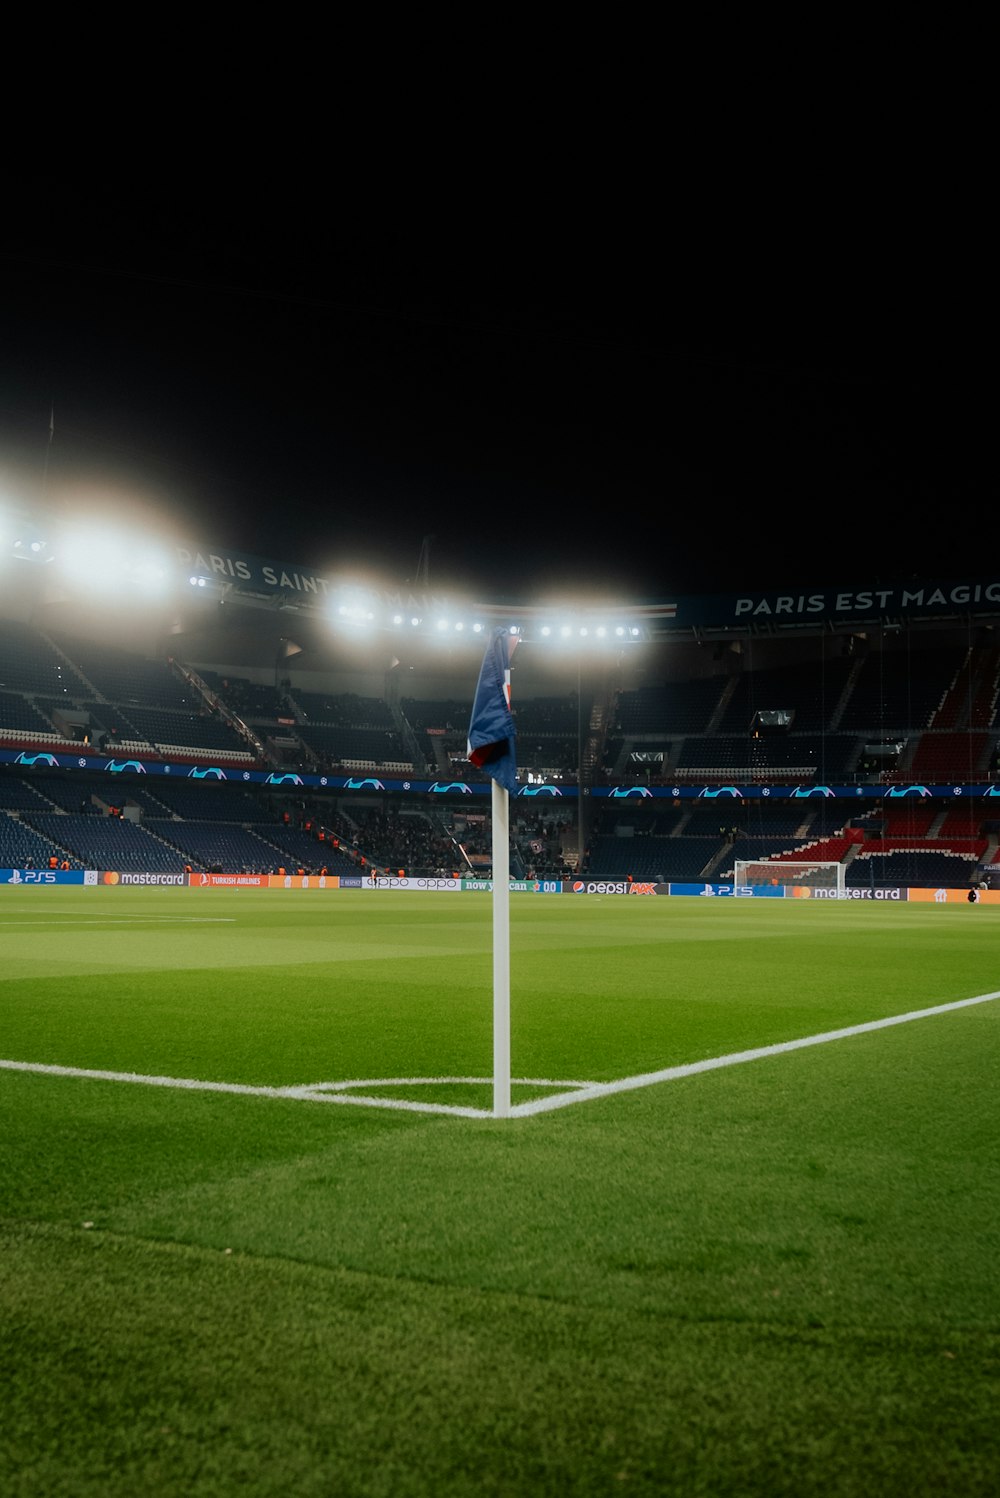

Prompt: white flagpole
xmin=492 ymin=778 xmax=511 ymax=1118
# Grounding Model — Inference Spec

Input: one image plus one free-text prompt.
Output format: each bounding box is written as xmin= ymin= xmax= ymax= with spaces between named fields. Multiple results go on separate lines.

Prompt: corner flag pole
xmin=466 ymin=627 xmax=518 ymax=1119
xmin=491 ymin=778 xmax=511 ymax=1117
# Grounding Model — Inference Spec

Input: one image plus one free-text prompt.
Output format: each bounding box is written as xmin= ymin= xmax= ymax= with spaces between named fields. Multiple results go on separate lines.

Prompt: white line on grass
xmin=508 ymin=988 xmax=1000 ymax=1117
xmin=2 ymin=990 xmax=998 ymax=1120
xmin=0 ymin=1062 xmax=491 ymax=1117
xmin=0 ymin=917 xmax=237 ymax=926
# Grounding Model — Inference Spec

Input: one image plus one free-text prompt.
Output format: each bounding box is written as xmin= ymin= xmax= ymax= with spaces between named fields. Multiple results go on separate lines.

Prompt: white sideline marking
xmin=0 ymin=917 xmax=237 ymax=926
xmin=509 ymin=989 xmax=1000 ymax=1118
xmin=0 ymin=1062 xmax=586 ymax=1119
xmin=1 ymin=990 xmax=997 ymax=1120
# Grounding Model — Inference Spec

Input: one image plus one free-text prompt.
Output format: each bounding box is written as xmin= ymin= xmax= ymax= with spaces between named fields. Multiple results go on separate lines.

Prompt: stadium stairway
xmin=701 ymin=844 xmax=732 ymax=881
xmin=174 ymin=660 xmax=267 ymax=764
xmin=390 ymin=701 xmax=428 ymax=774
xmin=826 ymin=656 xmax=866 ymax=731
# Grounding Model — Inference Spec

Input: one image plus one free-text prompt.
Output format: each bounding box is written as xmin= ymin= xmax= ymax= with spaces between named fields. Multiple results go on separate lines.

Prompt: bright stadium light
xmin=11 ymin=534 xmax=51 ymax=562
xmin=331 ymin=599 xmax=376 ymax=631
xmin=55 ymin=524 xmax=173 ymax=598
xmin=128 ymin=555 xmax=171 ymax=597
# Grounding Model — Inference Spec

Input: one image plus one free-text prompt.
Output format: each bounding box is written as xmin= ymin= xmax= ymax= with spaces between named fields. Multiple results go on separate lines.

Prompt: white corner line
xmin=0 ymin=1060 xmax=491 ymax=1118
xmin=2 ymin=991 xmax=997 ymax=1121
xmin=507 ymin=989 xmax=1000 ymax=1117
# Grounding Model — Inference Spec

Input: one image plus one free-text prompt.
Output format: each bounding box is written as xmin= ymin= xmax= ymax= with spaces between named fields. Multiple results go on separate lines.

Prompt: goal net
xmin=733 ymin=859 xmax=846 ymax=895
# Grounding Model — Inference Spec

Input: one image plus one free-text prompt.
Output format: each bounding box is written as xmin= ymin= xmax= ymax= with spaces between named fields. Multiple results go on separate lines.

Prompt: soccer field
xmin=2 ymin=888 xmax=998 ymax=1496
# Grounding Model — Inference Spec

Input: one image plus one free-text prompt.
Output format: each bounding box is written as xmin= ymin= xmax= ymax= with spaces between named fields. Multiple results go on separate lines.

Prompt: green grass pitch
xmin=2 ymin=887 xmax=998 ymax=1496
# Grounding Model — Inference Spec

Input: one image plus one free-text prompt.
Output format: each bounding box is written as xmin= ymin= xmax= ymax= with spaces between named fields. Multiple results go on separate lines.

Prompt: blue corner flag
xmin=467 ymin=627 xmax=518 ymax=796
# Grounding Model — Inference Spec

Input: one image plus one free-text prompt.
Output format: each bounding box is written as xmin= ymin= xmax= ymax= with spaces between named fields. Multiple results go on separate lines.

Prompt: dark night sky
xmin=0 ymin=192 xmax=976 ymax=609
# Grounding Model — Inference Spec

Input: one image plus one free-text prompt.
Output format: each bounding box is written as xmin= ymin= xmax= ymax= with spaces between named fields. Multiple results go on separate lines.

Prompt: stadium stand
xmin=613 ymin=677 xmax=725 ymax=736
xmin=105 ymin=705 xmax=253 ymax=761
xmin=715 ymin=654 xmax=858 ymax=734
xmin=19 ymin=811 xmax=189 ymax=872
xmin=846 ymin=849 xmax=981 ymax=889
xmin=0 ymin=775 xmax=57 ymax=813
xmin=836 ymin=643 xmax=965 ymax=736
xmin=140 ymin=819 xmax=289 ymax=872
xmin=197 ymin=671 xmax=288 ymax=722
xmin=0 ymin=812 xmax=84 ymax=869
xmin=126 ymin=781 xmax=273 ymax=823
xmin=3 ymin=606 xmax=1000 ymax=885
xmin=906 ymin=731 xmax=992 ymax=783
xmin=0 ymin=690 xmax=67 ymax=741
xmin=253 ymin=823 xmax=359 ymax=876
xmin=45 ymin=634 xmax=195 ymax=707
xmin=0 ymin=620 xmax=92 ymax=696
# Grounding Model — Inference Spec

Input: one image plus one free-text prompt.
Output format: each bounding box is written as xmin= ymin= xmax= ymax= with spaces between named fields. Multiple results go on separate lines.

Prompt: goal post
xmin=733 ymin=858 xmax=846 ymax=896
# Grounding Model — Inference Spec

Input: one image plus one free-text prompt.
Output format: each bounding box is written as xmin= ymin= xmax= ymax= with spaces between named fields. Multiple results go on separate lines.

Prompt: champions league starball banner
xmin=4 ymin=747 xmax=1000 ymax=805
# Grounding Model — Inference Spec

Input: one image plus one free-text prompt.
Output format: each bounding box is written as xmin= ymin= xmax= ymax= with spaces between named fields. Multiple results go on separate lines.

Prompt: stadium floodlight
xmin=54 ymin=523 xmax=173 ymax=598
xmin=733 ymin=859 xmax=847 ymax=896
xmin=128 ymin=556 xmax=171 ymax=597
xmin=12 ymin=535 xmax=51 ymax=562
